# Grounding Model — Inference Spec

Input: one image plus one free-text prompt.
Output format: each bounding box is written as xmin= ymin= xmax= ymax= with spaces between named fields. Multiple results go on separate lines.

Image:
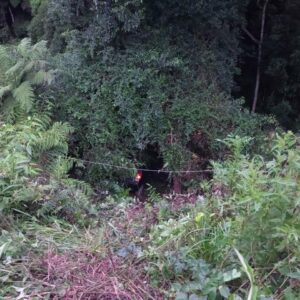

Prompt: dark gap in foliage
xmin=138 ymin=143 xmax=170 ymax=194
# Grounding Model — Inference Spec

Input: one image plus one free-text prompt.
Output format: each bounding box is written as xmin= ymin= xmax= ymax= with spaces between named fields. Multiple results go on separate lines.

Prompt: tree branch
xmin=242 ymin=26 xmax=259 ymax=44
xmin=8 ymin=6 xmax=15 ymax=24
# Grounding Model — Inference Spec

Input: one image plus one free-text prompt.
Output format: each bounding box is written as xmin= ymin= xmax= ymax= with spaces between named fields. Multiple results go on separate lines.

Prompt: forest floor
xmin=1 ymin=193 xmax=202 ymax=299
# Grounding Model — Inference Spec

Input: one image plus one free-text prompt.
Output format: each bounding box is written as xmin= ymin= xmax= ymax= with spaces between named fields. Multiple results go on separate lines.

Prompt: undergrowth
xmin=145 ymin=132 xmax=300 ymax=299
xmin=1 ymin=131 xmax=299 ymax=299
xmin=0 ymin=39 xmax=97 ymax=226
xmin=3 ymin=2 xmax=300 ymax=299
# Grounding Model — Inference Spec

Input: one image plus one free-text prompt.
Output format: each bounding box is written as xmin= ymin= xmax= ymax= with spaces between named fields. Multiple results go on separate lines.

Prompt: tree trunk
xmin=251 ymin=0 xmax=269 ymax=113
xmin=173 ymin=175 xmax=182 ymax=194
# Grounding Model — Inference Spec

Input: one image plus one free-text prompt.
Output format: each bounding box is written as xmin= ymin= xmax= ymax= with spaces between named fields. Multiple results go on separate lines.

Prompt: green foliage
xmin=0 ymin=38 xmax=55 ymax=121
xmin=0 ymin=39 xmax=97 ymax=225
xmin=211 ymin=132 xmax=300 ymax=266
xmin=0 ymin=113 xmax=96 ymax=225
xmin=53 ymin=30 xmax=273 ymax=185
xmin=29 ymin=0 xmax=43 ymax=14
xmin=146 ymin=132 xmax=300 ymax=298
xmin=15 ymin=0 xmax=274 ymax=188
xmin=0 ymin=220 xmax=104 ymax=298
xmin=152 ymin=249 xmax=242 ymax=300
xmin=2 ymin=2 xmax=300 ymax=300
xmin=28 ymin=0 xmax=49 ymax=42
xmin=28 ymin=0 xmax=144 ymax=53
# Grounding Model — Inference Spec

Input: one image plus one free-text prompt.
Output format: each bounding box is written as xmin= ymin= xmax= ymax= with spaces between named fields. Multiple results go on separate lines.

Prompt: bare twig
xmin=242 ymin=26 xmax=259 ymax=44
xmin=8 ymin=6 xmax=15 ymax=24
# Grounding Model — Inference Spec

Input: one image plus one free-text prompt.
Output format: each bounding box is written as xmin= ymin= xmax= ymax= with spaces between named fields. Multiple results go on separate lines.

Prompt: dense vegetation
xmin=0 ymin=1 xmax=299 ymax=299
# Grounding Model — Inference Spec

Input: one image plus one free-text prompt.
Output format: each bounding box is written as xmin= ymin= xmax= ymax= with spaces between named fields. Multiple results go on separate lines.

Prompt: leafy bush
xmin=25 ymin=0 xmax=274 ymax=187
xmin=211 ymin=133 xmax=300 ymax=269
xmin=146 ymin=132 xmax=300 ymax=299
xmin=0 ymin=114 xmax=96 ymax=225
xmin=28 ymin=0 xmax=144 ymax=53
xmin=0 ymin=39 xmax=97 ymax=225
xmin=52 ymin=33 xmax=274 ymax=187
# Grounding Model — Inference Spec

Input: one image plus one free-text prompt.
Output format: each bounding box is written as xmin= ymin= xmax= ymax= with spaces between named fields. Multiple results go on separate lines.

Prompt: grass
xmin=0 ymin=199 xmax=168 ymax=299
xmin=0 ymin=193 xmax=199 ymax=299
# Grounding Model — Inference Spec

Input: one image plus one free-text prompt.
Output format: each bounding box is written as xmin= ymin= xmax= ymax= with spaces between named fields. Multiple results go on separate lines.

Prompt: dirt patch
xmin=29 ymin=250 xmax=164 ymax=300
xmin=164 ymin=193 xmax=205 ymax=211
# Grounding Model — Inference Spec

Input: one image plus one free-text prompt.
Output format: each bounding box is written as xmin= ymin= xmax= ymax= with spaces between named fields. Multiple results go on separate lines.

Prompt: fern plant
xmin=0 ymin=38 xmax=55 ymax=121
xmin=0 ymin=112 xmax=95 ymax=224
xmin=0 ymin=39 xmax=96 ymax=225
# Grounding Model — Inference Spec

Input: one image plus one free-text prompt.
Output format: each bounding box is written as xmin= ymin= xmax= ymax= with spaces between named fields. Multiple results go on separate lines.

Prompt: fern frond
xmin=31 ymin=115 xmax=52 ymax=130
xmin=5 ymin=61 xmax=24 ymax=79
xmin=17 ymin=38 xmax=32 ymax=58
xmin=0 ymin=47 xmax=12 ymax=74
xmin=62 ymin=178 xmax=94 ymax=197
xmin=1 ymin=93 xmax=28 ymax=119
xmin=0 ymin=39 xmax=55 ymax=120
xmin=49 ymin=156 xmax=74 ymax=179
xmin=51 ymin=122 xmax=74 ymax=137
xmin=12 ymin=81 xmax=34 ymax=112
xmin=23 ymin=61 xmax=35 ymax=74
xmin=34 ymin=122 xmax=72 ymax=158
xmin=32 ymin=40 xmax=48 ymax=59
xmin=32 ymin=70 xmax=55 ymax=85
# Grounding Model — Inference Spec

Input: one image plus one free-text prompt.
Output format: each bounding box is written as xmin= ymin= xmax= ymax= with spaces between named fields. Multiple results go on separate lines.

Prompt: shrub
xmin=0 ymin=39 xmax=97 ymax=225
xmin=146 ymin=132 xmax=300 ymax=299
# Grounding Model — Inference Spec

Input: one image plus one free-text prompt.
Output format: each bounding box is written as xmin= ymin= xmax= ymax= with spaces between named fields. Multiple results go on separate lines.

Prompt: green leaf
xmin=219 ymin=286 xmax=230 ymax=298
xmin=17 ymin=38 xmax=32 ymax=57
xmin=284 ymin=287 xmax=296 ymax=300
xmin=223 ymin=269 xmax=242 ymax=282
xmin=234 ymin=249 xmax=256 ymax=300
xmin=286 ymin=271 xmax=300 ymax=279
xmin=5 ymin=61 xmax=23 ymax=78
xmin=0 ymin=242 xmax=8 ymax=259
xmin=176 ymin=292 xmax=189 ymax=300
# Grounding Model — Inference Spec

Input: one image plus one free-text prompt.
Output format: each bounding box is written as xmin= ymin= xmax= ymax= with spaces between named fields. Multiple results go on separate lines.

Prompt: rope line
xmin=73 ymin=158 xmax=213 ymax=174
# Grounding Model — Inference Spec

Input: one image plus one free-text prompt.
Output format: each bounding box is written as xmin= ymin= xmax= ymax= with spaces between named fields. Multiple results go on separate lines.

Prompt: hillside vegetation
xmin=0 ymin=1 xmax=299 ymax=299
